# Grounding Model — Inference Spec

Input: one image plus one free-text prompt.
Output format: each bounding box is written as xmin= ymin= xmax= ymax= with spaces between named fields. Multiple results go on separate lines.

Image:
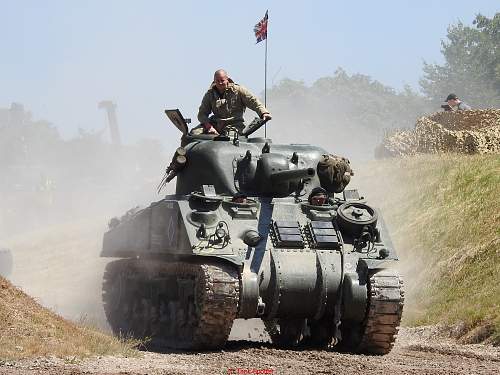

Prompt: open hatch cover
xmin=165 ymin=109 xmax=191 ymax=135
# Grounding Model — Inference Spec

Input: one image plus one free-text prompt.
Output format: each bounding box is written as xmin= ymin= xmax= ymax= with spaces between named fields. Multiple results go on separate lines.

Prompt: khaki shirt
xmin=197 ymin=82 xmax=269 ymax=130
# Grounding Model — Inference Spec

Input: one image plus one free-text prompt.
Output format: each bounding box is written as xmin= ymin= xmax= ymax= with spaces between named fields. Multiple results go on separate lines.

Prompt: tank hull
xmin=102 ymin=136 xmax=404 ymax=353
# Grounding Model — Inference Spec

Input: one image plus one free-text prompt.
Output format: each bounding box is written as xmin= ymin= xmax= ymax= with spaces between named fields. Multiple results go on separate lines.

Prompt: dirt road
xmin=1 ymin=327 xmax=498 ymax=375
xmin=2 ymin=188 xmax=498 ymax=375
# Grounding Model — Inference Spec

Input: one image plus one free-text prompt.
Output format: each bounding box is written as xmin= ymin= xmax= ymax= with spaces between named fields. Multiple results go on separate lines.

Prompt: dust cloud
xmin=352 ymin=161 xmax=425 ymax=324
xmin=263 ymin=70 xmax=432 ymax=162
xmin=0 ymin=102 xmax=171 ymax=329
xmin=1 ymin=72 xmax=425 ymax=335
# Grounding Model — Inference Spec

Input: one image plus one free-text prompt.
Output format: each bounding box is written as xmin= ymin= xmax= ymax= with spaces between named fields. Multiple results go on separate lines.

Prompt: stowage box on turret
xmin=101 ymin=110 xmax=404 ymax=354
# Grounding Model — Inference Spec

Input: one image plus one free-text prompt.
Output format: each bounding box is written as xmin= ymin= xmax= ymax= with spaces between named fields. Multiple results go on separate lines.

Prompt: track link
xmin=194 ymin=262 xmax=240 ymax=349
xmin=358 ymin=270 xmax=405 ymax=354
xmin=103 ymin=259 xmax=239 ymax=350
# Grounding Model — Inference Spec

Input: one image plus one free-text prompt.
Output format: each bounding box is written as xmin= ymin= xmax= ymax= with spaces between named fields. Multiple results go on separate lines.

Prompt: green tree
xmin=267 ymin=68 xmax=432 ymax=159
xmin=420 ymin=13 xmax=500 ymax=108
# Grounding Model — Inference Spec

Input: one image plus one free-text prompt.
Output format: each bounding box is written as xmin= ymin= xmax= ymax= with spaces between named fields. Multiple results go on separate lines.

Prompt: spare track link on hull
xmin=102 ymin=259 xmax=239 ymax=350
xmin=358 ymin=270 xmax=405 ymax=354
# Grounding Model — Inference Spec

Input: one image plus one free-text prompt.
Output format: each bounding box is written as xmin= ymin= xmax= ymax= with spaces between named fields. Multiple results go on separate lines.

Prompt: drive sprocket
xmin=338 ymin=270 xmax=404 ymax=355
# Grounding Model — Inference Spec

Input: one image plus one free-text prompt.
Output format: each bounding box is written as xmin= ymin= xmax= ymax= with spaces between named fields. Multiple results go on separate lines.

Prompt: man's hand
xmin=261 ymin=113 xmax=272 ymax=121
xmin=207 ymin=127 xmax=219 ymax=135
xmin=203 ymin=123 xmax=219 ymax=135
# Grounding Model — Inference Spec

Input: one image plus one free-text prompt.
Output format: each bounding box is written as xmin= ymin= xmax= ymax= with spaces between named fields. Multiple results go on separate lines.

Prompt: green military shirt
xmin=197 ymin=82 xmax=269 ymax=131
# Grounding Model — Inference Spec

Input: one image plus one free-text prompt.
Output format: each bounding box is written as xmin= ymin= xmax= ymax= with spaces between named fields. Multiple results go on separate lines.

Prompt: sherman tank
xmin=101 ymin=110 xmax=404 ymax=354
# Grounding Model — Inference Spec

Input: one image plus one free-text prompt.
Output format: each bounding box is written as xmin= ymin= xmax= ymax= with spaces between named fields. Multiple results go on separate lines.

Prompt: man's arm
xmin=458 ymin=102 xmax=472 ymax=110
xmin=238 ymin=85 xmax=270 ymax=118
xmin=197 ymin=91 xmax=213 ymax=124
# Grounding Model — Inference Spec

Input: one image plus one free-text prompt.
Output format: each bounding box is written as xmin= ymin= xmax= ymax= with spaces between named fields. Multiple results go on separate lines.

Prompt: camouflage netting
xmin=317 ymin=154 xmax=353 ymax=193
xmin=376 ymin=109 xmax=500 ymax=157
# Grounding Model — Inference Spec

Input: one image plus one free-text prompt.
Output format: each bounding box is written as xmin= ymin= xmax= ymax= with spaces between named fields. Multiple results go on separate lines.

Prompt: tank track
xmin=103 ymin=258 xmax=239 ymax=350
xmin=357 ymin=270 xmax=405 ymax=354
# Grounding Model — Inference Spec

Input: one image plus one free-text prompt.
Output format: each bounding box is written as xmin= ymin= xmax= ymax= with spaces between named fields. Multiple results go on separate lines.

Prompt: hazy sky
xmin=1 ymin=1 xmax=497 ymax=148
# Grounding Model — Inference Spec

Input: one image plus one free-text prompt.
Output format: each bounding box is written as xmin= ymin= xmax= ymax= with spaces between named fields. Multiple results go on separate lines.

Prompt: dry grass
xmin=0 ymin=276 xmax=139 ymax=360
xmin=357 ymin=153 xmax=500 ymax=343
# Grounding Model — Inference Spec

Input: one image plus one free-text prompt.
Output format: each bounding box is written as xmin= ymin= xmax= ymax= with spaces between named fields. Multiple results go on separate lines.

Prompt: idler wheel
xmin=337 ymin=202 xmax=377 ymax=237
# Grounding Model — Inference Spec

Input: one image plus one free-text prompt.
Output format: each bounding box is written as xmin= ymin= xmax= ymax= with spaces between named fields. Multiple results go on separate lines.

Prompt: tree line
xmin=266 ymin=13 xmax=499 ymax=158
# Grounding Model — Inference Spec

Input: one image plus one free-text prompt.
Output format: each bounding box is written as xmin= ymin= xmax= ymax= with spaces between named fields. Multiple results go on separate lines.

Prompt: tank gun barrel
xmin=270 ymin=168 xmax=315 ymax=185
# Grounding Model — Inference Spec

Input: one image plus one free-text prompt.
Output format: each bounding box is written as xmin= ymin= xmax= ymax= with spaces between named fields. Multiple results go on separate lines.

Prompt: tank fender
xmin=102 ymin=206 xmax=152 ymax=257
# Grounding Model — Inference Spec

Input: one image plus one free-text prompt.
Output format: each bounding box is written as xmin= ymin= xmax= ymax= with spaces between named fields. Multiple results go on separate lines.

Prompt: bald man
xmin=197 ymin=69 xmax=272 ymax=135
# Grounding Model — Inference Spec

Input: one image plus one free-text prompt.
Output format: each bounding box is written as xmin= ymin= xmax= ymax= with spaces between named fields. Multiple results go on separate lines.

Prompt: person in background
xmin=444 ymin=93 xmax=471 ymax=111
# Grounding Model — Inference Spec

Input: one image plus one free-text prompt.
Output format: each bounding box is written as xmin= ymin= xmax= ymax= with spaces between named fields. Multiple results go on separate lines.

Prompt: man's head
xmin=446 ymin=93 xmax=461 ymax=107
xmin=214 ymin=69 xmax=229 ymax=93
xmin=308 ymin=187 xmax=329 ymax=206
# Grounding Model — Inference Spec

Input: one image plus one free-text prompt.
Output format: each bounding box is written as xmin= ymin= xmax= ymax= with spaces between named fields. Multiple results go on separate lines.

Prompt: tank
xmin=101 ymin=110 xmax=404 ymax=354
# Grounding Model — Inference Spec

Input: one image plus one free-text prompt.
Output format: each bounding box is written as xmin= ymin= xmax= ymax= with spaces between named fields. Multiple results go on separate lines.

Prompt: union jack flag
xmin=254 ymin=10 xmax=268 ymax=43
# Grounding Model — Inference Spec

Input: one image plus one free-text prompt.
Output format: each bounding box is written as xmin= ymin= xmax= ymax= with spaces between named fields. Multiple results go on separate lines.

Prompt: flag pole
xmin=254 ymin=10 xmax=269 ymax=138
xmin=264 ymin=33 xmax=268 ymax=138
